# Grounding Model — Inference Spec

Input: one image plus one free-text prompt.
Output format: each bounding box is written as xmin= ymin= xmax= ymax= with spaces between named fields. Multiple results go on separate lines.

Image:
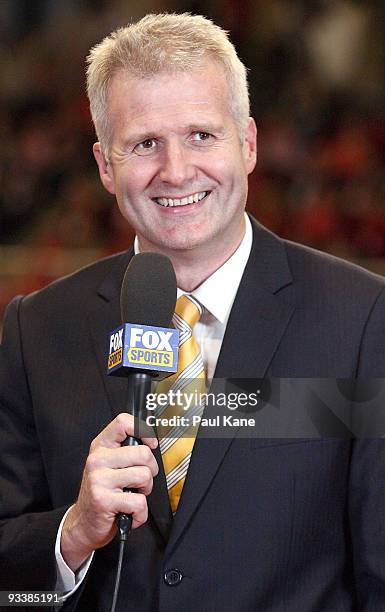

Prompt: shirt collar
xmin=134 ymin=213 xmax=252 ymax=324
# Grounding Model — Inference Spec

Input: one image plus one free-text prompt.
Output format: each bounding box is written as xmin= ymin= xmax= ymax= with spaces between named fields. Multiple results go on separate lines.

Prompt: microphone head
xmin=120 ymin=252 xmax=177 ymax=328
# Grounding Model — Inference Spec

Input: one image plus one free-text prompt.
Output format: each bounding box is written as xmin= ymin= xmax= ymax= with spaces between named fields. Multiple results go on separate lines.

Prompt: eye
xmin=134 ymin=138 xmax=157 ymax=155
xmin=191 ymin=131 xmax=213 ymax=144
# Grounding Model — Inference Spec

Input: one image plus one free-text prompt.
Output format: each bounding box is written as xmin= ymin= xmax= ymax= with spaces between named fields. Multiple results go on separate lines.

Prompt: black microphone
xmin=109 ymin=252 xmax=177 ymax=612
xmin=120 ymin=252 xmax=177 ymax=330
xmin=114 ymin=253 xmax=177 ymax=537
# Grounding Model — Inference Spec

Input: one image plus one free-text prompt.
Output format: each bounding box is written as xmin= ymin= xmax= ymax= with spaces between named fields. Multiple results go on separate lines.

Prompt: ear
xmin=93 ymin=142 xmax=116 ymax=194
xmin=242 ymin=117 xmax=257 ymax=175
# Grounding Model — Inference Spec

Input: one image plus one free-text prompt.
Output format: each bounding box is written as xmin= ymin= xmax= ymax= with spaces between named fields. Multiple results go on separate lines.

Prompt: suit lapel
xmin=87 ymin=248 xmax=172 ymax=541
xmin=167 ymin=218 xmax=296 ymax=553
xmin=214 ymin=221 xmax=295 ymax=379
xmin=87 ymin=250 xmax=131 ymax=421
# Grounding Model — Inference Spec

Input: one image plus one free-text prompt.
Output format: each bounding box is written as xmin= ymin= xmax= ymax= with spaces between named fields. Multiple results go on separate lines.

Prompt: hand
xmin=61 ymin=413 xmax=158 ymax=571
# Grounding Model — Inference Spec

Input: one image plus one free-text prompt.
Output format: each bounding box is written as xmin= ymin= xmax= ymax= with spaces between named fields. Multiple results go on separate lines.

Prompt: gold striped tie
xmin=156 ymin=295 xmax=206 ymax=513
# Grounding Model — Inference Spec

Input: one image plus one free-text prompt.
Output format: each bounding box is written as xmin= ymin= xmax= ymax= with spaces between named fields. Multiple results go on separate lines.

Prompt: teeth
xmin=155 ymin=191 xmax=208 ymax=207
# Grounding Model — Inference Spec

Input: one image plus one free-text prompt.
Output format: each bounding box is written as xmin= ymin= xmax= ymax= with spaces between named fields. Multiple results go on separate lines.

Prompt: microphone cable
xmin=110 ymin=512 xmax=133 ymax=612
xmin=110 ymin=436 xmax=139 ymax=612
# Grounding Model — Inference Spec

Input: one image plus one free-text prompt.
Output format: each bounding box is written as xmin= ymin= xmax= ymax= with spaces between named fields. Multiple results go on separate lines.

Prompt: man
xmin=1 ymin=13 xmax=385 ymax=612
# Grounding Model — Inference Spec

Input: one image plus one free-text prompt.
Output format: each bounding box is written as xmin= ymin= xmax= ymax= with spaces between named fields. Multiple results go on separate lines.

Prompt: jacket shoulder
xmin=283 ymin=238 xmax=385 ymax=297
xmin=22 ymin=250 xmax=131 ymax=310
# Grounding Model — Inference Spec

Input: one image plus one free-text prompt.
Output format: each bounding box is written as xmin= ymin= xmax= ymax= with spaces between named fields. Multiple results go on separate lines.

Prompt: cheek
xmin=113 ymin=160 xmax=155 ymax=194
xmin=114 ymin=175 xmax=143 ymax=205
xmin=202 ymin=153 xmax=239 ymax=183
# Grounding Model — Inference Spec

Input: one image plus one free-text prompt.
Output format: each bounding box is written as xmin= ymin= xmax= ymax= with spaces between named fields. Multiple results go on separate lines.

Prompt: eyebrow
xmin=184 ymin=123 xmax=224 ymax=134
xmin=124 ymin=132 xmax=158 ymax=146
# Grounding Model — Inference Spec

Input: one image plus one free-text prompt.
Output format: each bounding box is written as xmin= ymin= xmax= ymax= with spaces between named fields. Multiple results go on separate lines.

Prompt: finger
xmin=86 ymin=488 xmax=148 ymax=528
xmin=107 ymin=466 xmax=154 ymax=496
xmin=91 ymin=413 xmax=158 ymax=451
xmin=86 ymin=445 xmax=159 ymax=475
xmin=114 ymin=491 xmax=148 ymax=529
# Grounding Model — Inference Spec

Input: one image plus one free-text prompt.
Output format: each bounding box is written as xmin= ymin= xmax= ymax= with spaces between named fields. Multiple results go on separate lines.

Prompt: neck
xmin=138 ymin=222 xmax=246 ymax=292
xmin=171 ymin=248 xmax=237 ymax=292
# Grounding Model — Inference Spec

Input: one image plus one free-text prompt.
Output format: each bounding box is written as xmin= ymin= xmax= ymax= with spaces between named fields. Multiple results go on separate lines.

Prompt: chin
xmin=149 ymin=229 xmax=210 ymax=253
xmin=157 ymin=239 xmax=200 ymax=253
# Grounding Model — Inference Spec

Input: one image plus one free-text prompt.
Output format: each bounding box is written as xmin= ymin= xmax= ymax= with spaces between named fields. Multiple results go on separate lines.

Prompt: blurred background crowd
xmin=1 ymin=0 xmax=384 ymax=322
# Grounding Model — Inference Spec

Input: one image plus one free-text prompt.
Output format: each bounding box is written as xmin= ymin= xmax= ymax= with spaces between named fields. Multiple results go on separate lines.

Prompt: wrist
xmin=61 ymin=507 xmax=93 ymax=572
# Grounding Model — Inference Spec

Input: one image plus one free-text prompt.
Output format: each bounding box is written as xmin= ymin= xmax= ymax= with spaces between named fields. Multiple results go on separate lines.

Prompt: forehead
xmin=106 ymin=62 xmax=232 ymax=136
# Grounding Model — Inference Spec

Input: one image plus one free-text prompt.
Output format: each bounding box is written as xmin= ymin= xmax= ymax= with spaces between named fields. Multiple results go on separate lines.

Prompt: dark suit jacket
xmin=1 ymin=219 xmax=385 ymax=611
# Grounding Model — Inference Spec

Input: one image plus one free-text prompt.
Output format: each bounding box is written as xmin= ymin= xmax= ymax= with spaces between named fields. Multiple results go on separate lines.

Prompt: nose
xmin=158 ymin=140 xmax=195 ymax=186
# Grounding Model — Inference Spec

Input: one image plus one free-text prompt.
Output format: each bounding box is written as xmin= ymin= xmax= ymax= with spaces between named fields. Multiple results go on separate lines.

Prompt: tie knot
xmin=175 ymin=295 xmax=202 ymax=330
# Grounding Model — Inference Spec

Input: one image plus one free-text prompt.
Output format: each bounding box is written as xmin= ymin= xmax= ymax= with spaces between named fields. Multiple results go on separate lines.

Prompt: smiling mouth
xmin=153 ymin=190 xmax=210 ymax=207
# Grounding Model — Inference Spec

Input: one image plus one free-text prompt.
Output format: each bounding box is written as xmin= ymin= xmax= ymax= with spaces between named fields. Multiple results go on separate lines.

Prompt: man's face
xmin=94 ymin=61 xmax=257 ymax=260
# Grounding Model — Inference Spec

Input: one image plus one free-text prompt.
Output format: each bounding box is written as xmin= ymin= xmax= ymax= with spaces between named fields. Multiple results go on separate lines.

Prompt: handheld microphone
xmin=109 ymin=252 xmax=178 ymax=612
xmin=109 ymin=252 xmax=178 ymax=536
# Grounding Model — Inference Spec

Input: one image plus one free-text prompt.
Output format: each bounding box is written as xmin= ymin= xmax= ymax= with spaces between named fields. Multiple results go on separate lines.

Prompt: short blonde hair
xmin=86 ymin=13 xmax=250 ymax=158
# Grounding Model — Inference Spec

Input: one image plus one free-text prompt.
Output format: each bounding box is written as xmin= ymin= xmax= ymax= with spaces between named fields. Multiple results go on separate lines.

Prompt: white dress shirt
xmin=55 ymin=213 xmax=253 ymax=596
xmin=179 ymin=214 xmax=252 ymax=379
